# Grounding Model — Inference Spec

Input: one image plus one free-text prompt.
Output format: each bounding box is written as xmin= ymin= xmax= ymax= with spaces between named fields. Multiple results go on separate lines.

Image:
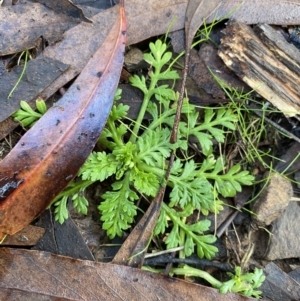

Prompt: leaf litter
xmin=1 ymin=0 xmax=300 ymax=300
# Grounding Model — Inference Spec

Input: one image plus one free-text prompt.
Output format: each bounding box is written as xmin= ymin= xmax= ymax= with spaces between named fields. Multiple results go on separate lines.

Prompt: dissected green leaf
xmin=12 ymin=100 xmax=45 ymax=127
xmin=99 ymin=175 xmax=138 ymax=238
xmin=80 ymin=152 xmax=119 ymax=182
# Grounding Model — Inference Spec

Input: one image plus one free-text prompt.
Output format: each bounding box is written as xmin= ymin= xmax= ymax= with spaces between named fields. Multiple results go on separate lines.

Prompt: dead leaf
xmin=0 ymin=2 xmax=126 ymax=238
xmin=33 ymin=210 xmax=95 ymax=261
xmin=0 ymin=225 xmax=44 ymax=246
xmin=0 ymin=248 xmax=256 ymax=301
xmin=0 ymin=57 xmax=69 ymax=123
xmin=28 ymin=0 xmax=92 ymax=23
xmin=0 ymin=3 xmax=80 ymax=55
xmin=213 ymin=0 xmax=300 ymax=25
xmin=3 ymin=0 xmax=300 ymax=57
xmin=2 ymin=0 xmax=300 ymax=139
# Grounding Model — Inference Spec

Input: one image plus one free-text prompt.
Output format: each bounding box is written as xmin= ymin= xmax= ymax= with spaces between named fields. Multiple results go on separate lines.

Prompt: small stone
xmin=124 ymin=47 xmax=147 ymax=72
xmin=266 ymin=201 xmax=300 ymax=260
xmin=252 ymin=172 xmax=293 ymax=226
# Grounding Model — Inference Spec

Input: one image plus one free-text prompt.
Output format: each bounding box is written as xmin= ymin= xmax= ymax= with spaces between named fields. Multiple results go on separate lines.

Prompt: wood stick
xmin=218 ymin=22 xmax=300 ymax=118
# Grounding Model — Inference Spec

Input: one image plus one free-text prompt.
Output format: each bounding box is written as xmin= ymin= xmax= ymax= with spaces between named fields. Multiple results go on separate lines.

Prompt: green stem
xmin=178 ymin=217 xmax=186 ymax=261
xmin=137 ymin=163 xmax=166 ymax=178
xmin=171 ymin=265 xmax=222 ymax=289
xmin=52 ymin=179 xmax=93 ymax=204
xmin=129 ymin=69 xmax=163 ymax=144
xmin=107 ymin=119 xmax=123 ymax=147
xmin=8 ymin=50 xmax=29 ymax=99
xmin=129 ymin=93 xmax=151 ymax=144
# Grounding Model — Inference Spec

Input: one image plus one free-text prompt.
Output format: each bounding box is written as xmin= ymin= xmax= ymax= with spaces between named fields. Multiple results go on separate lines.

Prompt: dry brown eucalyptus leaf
xmin=0 ymin=248 xmax=256 ymax=301
xmin=0 ymin=2 xmax=126 ymax=239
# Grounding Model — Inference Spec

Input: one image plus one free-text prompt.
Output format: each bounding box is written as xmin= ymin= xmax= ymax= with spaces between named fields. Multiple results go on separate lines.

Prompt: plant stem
xmin=129 ymin=93 xmax=151 ymax=144
xmin=178 ymin=217 xmax=186 ymax=261
xmin=171 ymin=265 xmax=222 ymax=289
xmin=8 ymin=50 xmax=29 ymax=99
xmin=129 ymin=69 xmax=163 ymax=144
xmin=51 ymin=179 xmax=93 ymax=205
xmin=107 ymin=119 xmax=123 ymax=147
xmin=137 ymin=163 xmax=166 ymax=178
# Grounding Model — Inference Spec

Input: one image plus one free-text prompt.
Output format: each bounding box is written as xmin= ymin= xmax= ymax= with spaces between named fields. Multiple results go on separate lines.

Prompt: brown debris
xmin=219 ymin=22 xmax=300 ymax=117
xmin=189 ymin=48 xmax=225 ymax=99
xmin=0 ymin=248 xmax=257 ymax=301
xmin=1 ymin=225 xmax=44 ymax=246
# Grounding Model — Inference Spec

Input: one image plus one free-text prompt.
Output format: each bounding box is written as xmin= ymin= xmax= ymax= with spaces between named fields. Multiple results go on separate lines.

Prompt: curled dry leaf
xmin=0 ymin=2 xmax=126 ymax=239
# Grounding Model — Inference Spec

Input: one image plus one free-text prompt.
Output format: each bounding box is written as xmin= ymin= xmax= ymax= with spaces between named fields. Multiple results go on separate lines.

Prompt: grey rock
xmin=266 ymin=201 xmax=300 ymax=260
xmin=252 ymin=172 xmax=293 ymax=226
xmin=261 ymin=262 xmax=300 ymax=301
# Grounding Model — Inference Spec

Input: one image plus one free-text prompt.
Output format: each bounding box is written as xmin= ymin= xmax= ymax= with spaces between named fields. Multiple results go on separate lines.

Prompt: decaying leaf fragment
xmin=0 ymin=2 xmax=80 ymax=55
xmin=28 ymin=0 xmax=92 ymax=23
xmin=0 ymin=248 xmax=256 ymax=301
xmin=0 ymin=2 xmax=126 ymax=239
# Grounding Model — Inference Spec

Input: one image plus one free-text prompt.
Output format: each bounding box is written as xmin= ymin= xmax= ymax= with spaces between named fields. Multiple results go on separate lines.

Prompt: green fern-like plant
xmin=59 ymin=39 xmax=253 ymax=259
xmin=13 ymin=39 xmax=255 ymax=260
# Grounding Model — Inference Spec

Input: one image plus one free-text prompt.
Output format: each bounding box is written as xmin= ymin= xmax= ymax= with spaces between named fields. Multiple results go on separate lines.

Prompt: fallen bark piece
xmin=0 ymin=248 xmax=256 ymax=301
xmin=0 ymin=2 xmax=126 ymax=239
xmin=219 ymin=22 xmax=300 ymax=117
